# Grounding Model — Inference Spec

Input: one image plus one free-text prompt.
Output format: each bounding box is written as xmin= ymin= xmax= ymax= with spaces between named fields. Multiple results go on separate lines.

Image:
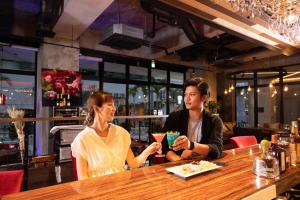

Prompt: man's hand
xmin=172 ymin=136 xmax=189 ymax=151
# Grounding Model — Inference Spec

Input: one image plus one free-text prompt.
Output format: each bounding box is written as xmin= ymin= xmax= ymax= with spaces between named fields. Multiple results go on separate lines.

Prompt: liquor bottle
xmin=294 ymin=135 xmax=300 ymax=164
xmin=269 ymin=134 xmax=286 ymax=174
xmin=56 ymin=93 xmax=60 ymax=107
xmin=278 ymin=132 xmax=291 ymax=169
xmin=67 ymin=94 xmax=71 ymax=107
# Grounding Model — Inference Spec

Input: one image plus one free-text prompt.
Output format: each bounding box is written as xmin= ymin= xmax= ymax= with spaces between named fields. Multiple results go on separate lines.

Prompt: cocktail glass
xmin=152 ymin=133 xmax=166 ymax=155
xmin=166 ymin=131 xmax=180 ymax=149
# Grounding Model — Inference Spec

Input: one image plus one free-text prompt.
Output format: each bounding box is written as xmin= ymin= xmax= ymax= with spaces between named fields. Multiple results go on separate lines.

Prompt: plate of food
xmin=165 ymin=160 xmax=222 ymax=178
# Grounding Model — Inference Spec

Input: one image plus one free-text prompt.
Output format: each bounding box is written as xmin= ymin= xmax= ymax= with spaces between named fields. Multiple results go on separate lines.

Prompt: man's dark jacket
xmin=162 ymin=109 xmax=223 ymax=159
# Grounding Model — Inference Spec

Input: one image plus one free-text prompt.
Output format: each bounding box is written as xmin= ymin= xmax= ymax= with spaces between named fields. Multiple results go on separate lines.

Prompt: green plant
xmin=207 ymin=100 xmax=220 ymax=114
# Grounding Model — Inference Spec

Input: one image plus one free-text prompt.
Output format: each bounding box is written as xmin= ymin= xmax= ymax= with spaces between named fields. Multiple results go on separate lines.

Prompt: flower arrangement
xmin=7 ymin=107 xmax=25 ymax=164
xmin=42 ymin=69 xmax=82 ymax=106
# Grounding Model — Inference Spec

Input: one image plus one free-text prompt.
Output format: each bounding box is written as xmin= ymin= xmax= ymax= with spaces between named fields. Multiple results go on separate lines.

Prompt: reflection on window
xmin=0 ymin=46 xmax=36 ymax=71
xmin=0 ymin=73 xmax=35 ymax=161
xmin=128 ymin=85 xmax=149 ymax=142
xmin=150 ymin=85 xmax=166 ymax=115
xmin=104 ymin=62 xmax=126 ymax=79
xmin=283 ymin=84 xmax=299 ymax=123
xmin=103 ymin=82 xmax=126 ymax=116
xmin=129 ymin=66 xmax=148 ymax=81
xmin=151 ymin=69 xmax=167 ymax=83
xmin=82 ymin=80 xmax=99 ymax=106
xmin=170 ymin=72 xmax=184 ymax=85
xmin=236 ymin=81 xmax=253 ymax=127
xmin=169 ymin=88 xmax=183 ymax=113
xmin=257 ymin=87 xmax=279 ymax=128
xmin=79 ymin=59 xmax=99 ymax=76
xmin=129 ymin=85 xmax=149 ymax=116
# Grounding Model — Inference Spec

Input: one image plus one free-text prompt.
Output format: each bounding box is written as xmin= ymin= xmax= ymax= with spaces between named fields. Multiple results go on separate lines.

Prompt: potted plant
xmin=207 ymin=100 xmax=220 ymax=114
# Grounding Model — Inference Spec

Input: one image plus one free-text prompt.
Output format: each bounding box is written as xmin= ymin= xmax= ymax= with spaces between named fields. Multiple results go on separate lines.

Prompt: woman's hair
xmin=84 ymin=92 xmax=114 ymax=126
xmin=183 ymin=77 xmax=210 ymax=97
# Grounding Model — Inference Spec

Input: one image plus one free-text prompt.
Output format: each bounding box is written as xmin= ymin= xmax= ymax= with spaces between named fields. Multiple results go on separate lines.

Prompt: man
xmin=162 ymin=77 xmax=223 ymax=161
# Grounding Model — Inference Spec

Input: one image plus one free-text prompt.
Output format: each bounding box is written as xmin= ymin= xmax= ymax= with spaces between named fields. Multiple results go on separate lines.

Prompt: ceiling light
xmin=257 ymin=88 xmax=260 ymax=93
xmin=247 ymin=85 xmax=252 ymax=92
xmin=151 ymin=59 xmax=155 ymax=68
xmin=269 ymin=82 xmax=273 ymax=88
xmin=224 ymin=89 xmax=228 ymax=94
xmin=284 ymin=85 xmax=289 ymax=92
xmin=223 ymin=0 xmax=300 ymax=43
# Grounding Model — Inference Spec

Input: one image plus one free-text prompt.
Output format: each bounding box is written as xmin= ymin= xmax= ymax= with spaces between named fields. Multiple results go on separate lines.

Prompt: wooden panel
xmin=3 ymin=145 xmax=300 ymax=200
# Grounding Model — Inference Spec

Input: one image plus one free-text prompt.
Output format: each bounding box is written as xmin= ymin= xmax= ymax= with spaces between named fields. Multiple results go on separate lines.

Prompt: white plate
xmin=165 ymin=162 xmax=222 ymax=178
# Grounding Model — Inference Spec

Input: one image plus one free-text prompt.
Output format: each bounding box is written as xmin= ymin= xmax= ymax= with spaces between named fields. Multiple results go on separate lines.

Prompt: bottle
xmin=67 ymin=94 xmax=71 ymax=107
xmin=56 ymin=93 xmax=60 ymax=107
xmin=294 ymin=135 xmax=300 ymax=164
xmin=269 ymin=134 xmax=286 ymax=174
xmin=277 ymin=131 xmax=291 ymax=169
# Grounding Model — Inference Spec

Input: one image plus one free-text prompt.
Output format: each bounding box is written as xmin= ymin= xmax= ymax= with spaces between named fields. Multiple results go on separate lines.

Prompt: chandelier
xmin=219 ymin=0 xmax=300 ymax=43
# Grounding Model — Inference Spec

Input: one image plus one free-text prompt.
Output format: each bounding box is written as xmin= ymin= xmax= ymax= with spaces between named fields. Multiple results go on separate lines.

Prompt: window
xmin=0 ymin=73 xmax=35 ymax=162
xmin=104 ymin=62 xmax=126 ymax=79
xmin=0 ymin=46 xmax=36 ymax=71
xmin=169 ymin=88 xmax=183 ymax=113
xmin=129 ymin=66 xmax=148 ymax=81
xmin=151 ymin=69 xmax=167 ymax=83
xmin=170 ymin=72 xmax=184 ymax=85
xmin=79 ymin=59 xmax=99 ymax=77
xmin=150 ymin=85 xmax=166 ymax=115
xmin=81 ymin=80 xmax=99 ymax=106
xmin=128 ymin=84 xmax=149 ymax=142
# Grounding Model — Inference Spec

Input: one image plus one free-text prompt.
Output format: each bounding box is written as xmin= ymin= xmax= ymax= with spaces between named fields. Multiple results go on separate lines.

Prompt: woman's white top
xmin=71 ymin=124 xmax=131 ymax=178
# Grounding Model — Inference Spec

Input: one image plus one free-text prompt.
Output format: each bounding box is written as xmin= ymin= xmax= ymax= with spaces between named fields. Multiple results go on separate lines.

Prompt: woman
xmin=71 ymin=92 xmax=161 ymax=180
xmin=162 ymin=77 xmax=223 ymax=161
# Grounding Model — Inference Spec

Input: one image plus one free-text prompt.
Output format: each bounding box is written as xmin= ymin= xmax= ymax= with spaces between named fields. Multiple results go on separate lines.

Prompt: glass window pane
xmin=257 ymin=86 xmax=279 ymax=128
xmin=129 ymin=66 xmax=148 ymax=81
xmin=128 ymin=85 xmax=149 ymax=143
xmin=0 ymin=73 xmax=35 ymax=162
xmin=129 ymin=85 xmax=149 ymax=116
xmin=151 ymin=69 xmax=167 ymax=83
xmin=169 ymin=88 xmax=183 ymax=113
xmin=103 ymin=82 xmax=126 ymax=116
xmin=283 ymin=84 xmax=300 ymax=123
xmin=129 ymin=119 xmax=149 ymax=142
xmin=236 ymin=81 xmax=254 ymax=127
xmin=170 ymin=72 xmax=184 ymax=85
xmin=0 ymin=46 xmax=36 ymax=71
xmin=82 ymin=80 xmax=99 ymax=106
xmin=104 ymin=62 xmax=126 ymax=79
xmin=79 ymin=59 xmax=99 ymax=76
xmin=150 ymin=85 xmax=166 ymax=115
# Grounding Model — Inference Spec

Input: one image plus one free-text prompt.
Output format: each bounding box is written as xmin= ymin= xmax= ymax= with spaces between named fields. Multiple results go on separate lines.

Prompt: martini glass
xmin=152 ymin=133 xmax=166 ymax=164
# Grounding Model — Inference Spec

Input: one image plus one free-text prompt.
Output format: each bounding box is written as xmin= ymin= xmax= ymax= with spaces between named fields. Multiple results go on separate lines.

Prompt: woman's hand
xmin=173 ymin=136 xmax=189 ymax=151
xmin=145 ymin=142 xmax=162 ymax=155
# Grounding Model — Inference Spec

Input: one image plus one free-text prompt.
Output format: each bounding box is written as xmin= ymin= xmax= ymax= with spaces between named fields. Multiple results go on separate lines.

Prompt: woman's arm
xmin=76 ymin=154 xmax=89 ymax=180
xmin=166 ymin=150 xmax=181 ymax=161
xmin=126 ymin=143 xmax=160 ymax=168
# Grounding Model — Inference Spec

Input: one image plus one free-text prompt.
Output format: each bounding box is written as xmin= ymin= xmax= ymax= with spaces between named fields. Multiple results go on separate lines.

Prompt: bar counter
xmin=3 ymin=145 xmax=300 ymax=200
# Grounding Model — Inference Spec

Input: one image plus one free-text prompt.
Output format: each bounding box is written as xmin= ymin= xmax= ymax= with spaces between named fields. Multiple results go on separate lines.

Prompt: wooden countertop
xmin=3 ymin=145 xmax=300 ymax=200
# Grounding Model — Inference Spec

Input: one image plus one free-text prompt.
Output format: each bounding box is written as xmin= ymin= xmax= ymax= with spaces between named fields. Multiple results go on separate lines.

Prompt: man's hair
xmin=183 ymin=77 xmax=210 ymax=97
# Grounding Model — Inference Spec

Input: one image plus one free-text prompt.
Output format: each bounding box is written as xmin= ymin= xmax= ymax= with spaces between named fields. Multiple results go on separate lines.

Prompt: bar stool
xmin=229 ymin=136 xmax=257 ymax=148
xmin=0 ymin=170 xmax=24 ymax=195
xmin=70 ymin=151 xmax=78 ymax=181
